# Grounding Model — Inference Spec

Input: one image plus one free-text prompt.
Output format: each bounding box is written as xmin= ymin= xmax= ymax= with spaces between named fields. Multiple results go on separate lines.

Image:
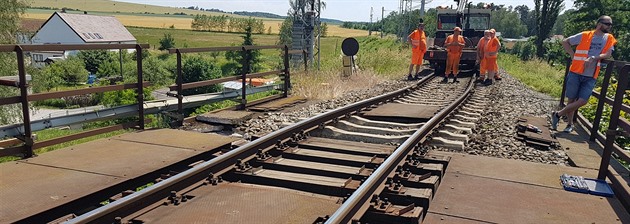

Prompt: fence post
xmin=597 ymin=65 xmax=630 ymax=180
xmin=176 ymin=50 xmax=183 ymax=115
xmin=16 ymin=46 xmax=33 ymax=158
xmin=303 ymin=50 xmax=308 ymax=72
xmin=135 ymin=45 xmax=145 ymax=129
xmin=559 ymin=58 xmax=571 ymax=107
xmin=283 ymin=45 xmax=290 ymax=98
xmin=241 ymin=47 xmax=249 ymax=109
xmin=590 ymin=62 xmax=615 ymax=141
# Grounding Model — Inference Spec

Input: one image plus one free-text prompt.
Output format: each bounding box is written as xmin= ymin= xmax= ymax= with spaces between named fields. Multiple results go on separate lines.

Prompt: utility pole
xmin=369 ymin=7 xmax=373 ymax=36
xmin=381 ymin=7 xmax=385 ymax=38
xmin=420 ymin=0 xmax=426 ymax=17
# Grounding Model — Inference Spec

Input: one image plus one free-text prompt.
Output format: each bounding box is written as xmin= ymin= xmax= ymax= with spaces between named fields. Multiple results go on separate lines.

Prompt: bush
xmin=182 ymin=56 xmax=223 ymax=96
xmin=159 ymin=33 xmax=176 ymax=50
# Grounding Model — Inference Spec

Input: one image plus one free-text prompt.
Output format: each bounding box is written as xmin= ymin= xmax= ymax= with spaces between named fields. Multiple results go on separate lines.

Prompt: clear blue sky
xmin=114 ymin=0 xmax=575 ymax=22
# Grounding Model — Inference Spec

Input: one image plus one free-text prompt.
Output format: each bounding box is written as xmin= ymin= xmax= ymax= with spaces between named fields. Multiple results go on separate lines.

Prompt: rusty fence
xmin=0 ymin=44 xmax=149 ymax=158
xmin=560 ymin=58 xmax=630 ymax=207
xmin=167 ymin=45 xmax=305 ymax=114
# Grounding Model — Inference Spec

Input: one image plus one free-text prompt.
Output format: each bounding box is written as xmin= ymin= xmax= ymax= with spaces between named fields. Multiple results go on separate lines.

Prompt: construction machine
xmin=423 ymin=0 xmax=491 ymax=75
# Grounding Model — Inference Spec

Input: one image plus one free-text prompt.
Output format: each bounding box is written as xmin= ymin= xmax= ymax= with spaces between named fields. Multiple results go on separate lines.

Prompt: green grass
xmin=498 ymin=54 xmax=565 ymax=98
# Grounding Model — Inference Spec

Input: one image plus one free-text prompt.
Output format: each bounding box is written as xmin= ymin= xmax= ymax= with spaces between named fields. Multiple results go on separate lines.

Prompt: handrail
xmin=167 ymin=70 xmax=283 ymax=91
xmin=0 ymin=43 xmax=149 ymax=158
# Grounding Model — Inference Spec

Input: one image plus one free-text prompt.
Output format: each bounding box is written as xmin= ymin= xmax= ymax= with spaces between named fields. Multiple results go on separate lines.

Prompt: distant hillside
xmin=232 ymin=11 xmax=343 ymax=24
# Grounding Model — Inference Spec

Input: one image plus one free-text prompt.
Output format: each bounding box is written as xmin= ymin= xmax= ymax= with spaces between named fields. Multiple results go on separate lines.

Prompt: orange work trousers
xmin=479 ymin=58 xmax=486 ymax=76
xmin=445 ymin=53 xmax=462 ymax=75
xmin=485 ymin=57 xmax=498 ymax=72
xmin=411 ymin=50 xmax=425 ymax=65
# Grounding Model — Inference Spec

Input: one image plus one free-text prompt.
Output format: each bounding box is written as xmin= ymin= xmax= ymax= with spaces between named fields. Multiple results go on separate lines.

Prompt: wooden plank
xmin=0 ymin=96 xmax=21 ymax=106
xmin=19 ymin=44 xmax=149 ymax=51
xmin=0 ymin=145 xmax=25 ymax=157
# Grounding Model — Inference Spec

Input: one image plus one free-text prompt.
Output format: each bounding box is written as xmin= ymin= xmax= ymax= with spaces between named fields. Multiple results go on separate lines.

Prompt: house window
xmin=33 ymin=54 xmax=43 ymax=62
xmin=94 ymin=33 xmax=103 ymax=39
xmin=83 ymin=33 xmax=91 ymax=39
xmin=88 ymin=33 xmax=96 ymax=39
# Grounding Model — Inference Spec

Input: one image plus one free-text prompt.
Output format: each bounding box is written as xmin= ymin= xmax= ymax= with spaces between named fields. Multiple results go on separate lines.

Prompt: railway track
xmin=54 ymin=73 xmax=480 ymax=224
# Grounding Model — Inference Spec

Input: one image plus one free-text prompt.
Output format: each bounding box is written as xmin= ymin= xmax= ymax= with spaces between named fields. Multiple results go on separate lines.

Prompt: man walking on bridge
xmin=551 ymin=15 xmax=617 ymax=132
xmin=407 ymin=21 xmax=427 ymax=80
xmin=442 ymin=27 xmax=466 ymax=83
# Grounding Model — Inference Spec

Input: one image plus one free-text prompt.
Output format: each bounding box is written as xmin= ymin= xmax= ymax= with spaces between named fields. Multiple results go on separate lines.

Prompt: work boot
xmin=453 ymin=76 xmax=460 ymax=83
xmin=563 ymin=124 xmax=574 ymax=133
xmin=441 ymin=76 xmax=449 ymax=83
xmin=550 ymin=111 xmax=560 ymax=130
xmin=407 ymin=74 xmax=413 ymax=81
xmin=483 ymin=79 xmax=493 ymax=86
xmin=494 ymin=75 xmax=502 ymax=81
xmin=414 ymin=72 xmax=422 ymax=80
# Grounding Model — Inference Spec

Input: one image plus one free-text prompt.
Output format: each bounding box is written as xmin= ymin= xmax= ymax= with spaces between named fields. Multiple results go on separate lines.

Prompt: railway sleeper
xmin=361 ymin=203 xmax=424 ymax=224
xmin=253 ymin=158 xmax=373 ymax=180
xmin=312 ymin=126 xmax=410 ymax=145
xmin=231 ymin=169 xmax=357 ymax=197
xmin=297 ymin=138 xmax=393 ymax=157
xmin=333 ymin=120 xmax=417 ymax=136
xmin=278 ymin=147 xmax=383 ymax=168
xmin=382 ymin=187 xmax=433 ymax=216
xmin=345 ymin=115 xmax=424 ymax=129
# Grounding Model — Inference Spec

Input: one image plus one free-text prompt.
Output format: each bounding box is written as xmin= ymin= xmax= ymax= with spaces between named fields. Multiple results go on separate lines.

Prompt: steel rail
xmin=64 ymin=75 xmax=435 ymax=224
xmin=326 ymin=77 xmax=475 ymax=223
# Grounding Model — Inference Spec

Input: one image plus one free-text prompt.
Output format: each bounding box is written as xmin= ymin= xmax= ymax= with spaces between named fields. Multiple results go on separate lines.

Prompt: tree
xmin=78 ymin=50 xmax=114 ymax=74
xmin=534 ymin=0 xmax=564 ymax=58
xmin=182 ymin=56 xmax=222 ymax=95
xmin=490 ymin=8 xmax=527 ymax=38
xmin=277 ymin=17 xmax=293 ymax=46
xmin=565 ymin=0 xmax=630 ymax=61
xmin=56 ymin=56 xmax=89 ymax=85
xmin=226 ymin=24 xmax=262 ymax=75
xmin=551 ymin=10 xmax=573 ymax=35
xmin=0 ymin=0 xmax=27 ymax=125
xmin=515 ymin=5 xmax=537 ymax=36
xmin=143 ymin=56 xmax=172 ymax=86
xmin=159 ymin=33 xmax=176 ymax=50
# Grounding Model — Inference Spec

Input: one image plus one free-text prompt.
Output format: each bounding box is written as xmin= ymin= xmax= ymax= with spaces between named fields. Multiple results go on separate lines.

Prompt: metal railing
xmin=167 ymin=45 xmax=298 ymax=114
xmin=0 ymin=44 xmax=149 ymax=158
xmin=559 ymin=58 xmax=630 ymax=208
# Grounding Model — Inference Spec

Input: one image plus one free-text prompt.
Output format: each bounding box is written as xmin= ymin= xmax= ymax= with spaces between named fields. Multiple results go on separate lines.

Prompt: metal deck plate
xmin=0 ymin=129 xmax=236 ymax=223
xmin=362 ymin=103 xmax=440 ymax=121
xmin=425 ymin=152 xmax=630 ymax=223
xmin=0 ymin=162 xmax=122 ymax=223
xmin=130 ymin=183 xmax=339 ymax=223
xmin=249 ymin=96 xmax=306 ymax=111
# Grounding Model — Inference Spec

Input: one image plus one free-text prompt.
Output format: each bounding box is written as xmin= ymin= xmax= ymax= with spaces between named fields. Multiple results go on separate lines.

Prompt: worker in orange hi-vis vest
xmin=475 ymin=30 xmax=492 ymax=83
xmin=490 ymin=28 xmax=502 ymax=80
xmin=407 ymin=21 xmax=427 ymax=80
xmin=483 ymin=29 xmax=501 ymax=86
xmin=442 ymin=27 xmax=466 ymax=83
xmin=551 ymin=15 xmax=617 ymax=133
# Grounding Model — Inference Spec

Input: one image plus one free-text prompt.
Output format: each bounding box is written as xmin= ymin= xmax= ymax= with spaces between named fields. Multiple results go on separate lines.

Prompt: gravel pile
xmin=237 ymin=80 xmax=409 ymax=136
xmin=434 ymin=70 xmax=569 ymax=165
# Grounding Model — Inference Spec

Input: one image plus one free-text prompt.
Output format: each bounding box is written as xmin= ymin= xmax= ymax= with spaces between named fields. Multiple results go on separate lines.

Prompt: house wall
xmin=31 ymin=15 xmax=83 ymax=44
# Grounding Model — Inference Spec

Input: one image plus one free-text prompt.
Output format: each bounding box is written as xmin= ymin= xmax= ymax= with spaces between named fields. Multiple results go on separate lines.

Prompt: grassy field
xmin=28 ymin=0 xmax=242 ymax=17
xmin=498 ymin=54 xmax=565 ymax=98
xmin=24 ymin=6 xmax=366 ymax=37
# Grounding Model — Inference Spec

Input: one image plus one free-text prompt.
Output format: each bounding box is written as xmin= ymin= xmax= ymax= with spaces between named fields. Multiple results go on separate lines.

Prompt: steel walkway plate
xmin=424 ymin=152 xmax=630 ymax=224
xmin=0 ymin=129 xmax=236 ymax=223
xmin=129 ymin=183 xmax=339 ymax=224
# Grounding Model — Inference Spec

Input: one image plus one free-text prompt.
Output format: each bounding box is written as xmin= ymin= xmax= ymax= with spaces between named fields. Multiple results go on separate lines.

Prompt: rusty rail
xmin=64 ymin=75 xmax=437 ymax=224
xmin=559 ymin=58 xmax=630 ymax=208
xmin=0 ymin=43 xmax=149 ymax=158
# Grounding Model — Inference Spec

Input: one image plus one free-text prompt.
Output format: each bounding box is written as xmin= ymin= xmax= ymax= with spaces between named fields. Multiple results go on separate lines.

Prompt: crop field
xmin=28 ymin=0 xmax=241 ymax=17
xmin=25 ymin=9 xmax=365 ymax=37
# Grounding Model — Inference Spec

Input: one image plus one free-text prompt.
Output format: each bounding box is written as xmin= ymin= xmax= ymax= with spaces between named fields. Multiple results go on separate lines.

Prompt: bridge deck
xmin=425 ymin=148 xmax=630 ymax=223
xmin=0 ymin=129 xmax=236 ymax=223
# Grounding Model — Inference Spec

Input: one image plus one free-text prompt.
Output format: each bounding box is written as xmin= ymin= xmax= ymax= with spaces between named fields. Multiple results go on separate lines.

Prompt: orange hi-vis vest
xmin=410 ymin=30 xmax=427 ymax=52
xmin=570 ymin=30 xmax=617 ymax=79
xmin=477 ymin=38 xmax=488 ymax=55
xmin=484 ymin=37 xmax=500 ymax=59
xmin=445 ymin=35 xmax=465 ymax=54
